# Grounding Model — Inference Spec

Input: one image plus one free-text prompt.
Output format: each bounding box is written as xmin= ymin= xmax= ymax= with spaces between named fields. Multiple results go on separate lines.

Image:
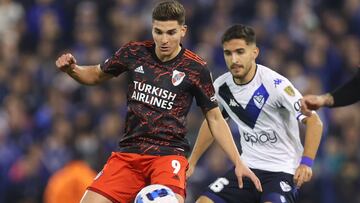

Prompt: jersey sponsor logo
xmin=210 ymin=96 xmax=217 ymax=102
xmin=284 ymin=85 xmax=295 ymax=96
xmin=280 ymin=181 xmax=292 ymax=192
xmin=134 ymin=65 xmax=145 ymax=73
xmin=172 ymin=70 xmax=185 ymax=86
xmin=293 ymin=99 xmax=301 ymax=112
xmin=219 ymin=83 xmax=269 ymax=128
xmin=131 ymin=81 xmax=177 ymax=110
xmin=242 ymin=130 xmax=278 ymax=145
xmin=229 ymin=99 xmax=239 ymax=107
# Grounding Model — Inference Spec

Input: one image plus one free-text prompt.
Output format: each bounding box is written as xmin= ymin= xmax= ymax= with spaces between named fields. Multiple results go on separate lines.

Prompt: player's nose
xmin=231 ymin=53 xmax=239 ymax=64
xmin=160 ymin=35 xmax=169 ymax=44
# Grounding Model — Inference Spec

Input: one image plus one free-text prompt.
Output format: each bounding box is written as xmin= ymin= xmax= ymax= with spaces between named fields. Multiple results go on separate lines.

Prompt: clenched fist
xmin=55 ymin=53 xmax=77 ymax=73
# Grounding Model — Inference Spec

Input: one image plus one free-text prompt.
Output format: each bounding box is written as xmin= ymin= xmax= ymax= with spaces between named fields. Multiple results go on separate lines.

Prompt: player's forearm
xmin=188 ymin=120 xmax=215 ymax=165
xmin=66 ymin=64 xmax=109 ymax=85
xmin=318 ymin=93 xmax=334 ymax=107
xmin=206 ymin=110 xmax=243 ymax=167
xmin=330 ymin=69 xmax=360 ymax=107
xmin=302 ymin=113 xmax=323 ymax=160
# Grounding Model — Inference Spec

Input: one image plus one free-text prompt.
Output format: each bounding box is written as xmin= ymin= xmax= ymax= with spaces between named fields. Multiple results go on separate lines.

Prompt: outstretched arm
xmin=294 ymin=112 xmax=323 ymax=188
xmin=55 ymin=53 xmax=113 ymax=85
xmin=301 ymin=68 xmax=360 ymax=116
xmin=330 ymin=68 xmax=360 ymax=107
xmin=300 ymin=94 xmax=333 ymax=116
xmin=200 ymin=107 xmax=262 ymax=191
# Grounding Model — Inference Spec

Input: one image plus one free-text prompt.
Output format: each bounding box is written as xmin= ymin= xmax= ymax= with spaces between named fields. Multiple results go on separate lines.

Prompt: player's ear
xmin=253 ymin=46 xmax=259 ymax=60
xmin=181 ymin=24 xmax=187 ymax=37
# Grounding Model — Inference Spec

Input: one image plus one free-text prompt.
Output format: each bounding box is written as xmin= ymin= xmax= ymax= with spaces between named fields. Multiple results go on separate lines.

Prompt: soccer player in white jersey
xmin=187 ymin=24 xmax=323 ymax=203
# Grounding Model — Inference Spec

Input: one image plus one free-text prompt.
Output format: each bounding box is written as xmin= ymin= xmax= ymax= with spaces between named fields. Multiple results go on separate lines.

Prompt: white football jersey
xmin=213 ymin=64 xmax=306 ymax=174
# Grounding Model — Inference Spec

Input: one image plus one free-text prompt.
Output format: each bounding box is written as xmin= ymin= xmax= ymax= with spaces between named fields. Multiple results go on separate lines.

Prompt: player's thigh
xmin=175 ymin=194 xmax=185 ymax=203
xmin=88 ymin=152 xmax=146 ymax=203
xmin=80 ymin=190 xmax=112 ymax=203
xmin=196 ymin=195 xmax=215 ymax=203
xmin=147 ymin=155 xmax=188 ymax=198
xmin=261 ymin=172 xmax=298 ymax=203
xmin=200 ymin=168 xmax=258 ymax=203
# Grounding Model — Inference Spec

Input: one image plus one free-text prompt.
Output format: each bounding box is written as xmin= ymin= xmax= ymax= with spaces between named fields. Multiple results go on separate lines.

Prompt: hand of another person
xmin=300 ymin=95 xmax=326 ymax=116
xmin=293 ymin=164 xmax=312 ymax=188
xmin=235 ymin=164 xmax=262 ymax=192
xmin=55 ymin=53 xmax=77 ymax=73
xmin=186 ymin=162 xmax=195 ymax=179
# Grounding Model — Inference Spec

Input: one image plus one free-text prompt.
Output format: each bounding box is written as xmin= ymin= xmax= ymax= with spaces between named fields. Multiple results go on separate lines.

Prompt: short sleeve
xmin=191 ymin=67 xmax=218 ymax=112
xmin=276 ymin=79 xmax=306 ymax=122
xmin=101 ymin=43 xmax=131 ymax=76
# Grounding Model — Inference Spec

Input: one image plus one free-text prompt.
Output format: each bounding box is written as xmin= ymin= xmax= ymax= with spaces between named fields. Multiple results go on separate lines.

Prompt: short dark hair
xmin=221 ymin=24 xmax=256 ymax=45
xmin=152 ymin=0 xmax=185 ymax=25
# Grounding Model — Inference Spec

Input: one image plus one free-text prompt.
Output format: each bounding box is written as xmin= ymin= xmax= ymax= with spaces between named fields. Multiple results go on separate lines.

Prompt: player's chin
xmin=159 ymin=50 xmax=173 ymax=57
xmin=231 ymin=71 xmax=244 ymax=78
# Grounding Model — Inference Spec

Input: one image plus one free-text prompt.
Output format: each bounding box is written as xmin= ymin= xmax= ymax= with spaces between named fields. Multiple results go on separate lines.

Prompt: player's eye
xmin=154 ymin=30 xmax=162 ymax=34
xmin=236 ymin=49 xmax=245 ymax=54
xmin=224 ymin=51 xmax=231 ymax=56
xmin=167 ymin=30 xmax=177 ymax=35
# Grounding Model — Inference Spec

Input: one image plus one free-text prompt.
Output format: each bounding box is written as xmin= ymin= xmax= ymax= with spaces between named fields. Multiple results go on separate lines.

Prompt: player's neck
xmin=155 ymin=45 xmax=182 ymax=62
xmin=234 ymin=63 xmax=257 ymax=85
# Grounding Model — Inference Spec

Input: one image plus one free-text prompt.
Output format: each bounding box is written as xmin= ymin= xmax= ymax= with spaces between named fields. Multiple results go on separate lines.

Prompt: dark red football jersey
xmin=101 ymin=41 xmax=218 ymax=156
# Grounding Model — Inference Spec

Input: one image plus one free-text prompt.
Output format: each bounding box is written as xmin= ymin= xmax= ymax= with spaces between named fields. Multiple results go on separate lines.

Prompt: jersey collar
xmin=232 ymin=64 xmax=258 ymax=86
xmin=150 ymin=43 xmax=185 ymax=65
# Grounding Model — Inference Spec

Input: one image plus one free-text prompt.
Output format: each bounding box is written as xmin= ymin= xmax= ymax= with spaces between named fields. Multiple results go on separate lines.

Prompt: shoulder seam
xmin=184 ymin=50 xmax=206 ymax=66
xmin=129 ymin=40 xmax=153 ymax=47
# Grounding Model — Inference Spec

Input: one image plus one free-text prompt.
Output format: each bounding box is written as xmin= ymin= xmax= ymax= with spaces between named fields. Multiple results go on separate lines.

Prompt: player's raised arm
xmin=204 ymin=107 xmax=262 ymax=192
xmin=55 ymin=53 xmax=113 ymax=85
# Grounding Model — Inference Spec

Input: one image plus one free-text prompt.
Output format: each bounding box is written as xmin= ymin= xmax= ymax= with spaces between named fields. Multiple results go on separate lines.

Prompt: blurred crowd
xmin=0 ymin=0 xmax=359 ymax=203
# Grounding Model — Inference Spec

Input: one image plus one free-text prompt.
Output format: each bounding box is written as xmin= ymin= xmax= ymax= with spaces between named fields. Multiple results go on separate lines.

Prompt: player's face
xmin=223 ymin=39 xmax=259 ymax=83
xmin=152 ymin=20 xmax=187 ymax=61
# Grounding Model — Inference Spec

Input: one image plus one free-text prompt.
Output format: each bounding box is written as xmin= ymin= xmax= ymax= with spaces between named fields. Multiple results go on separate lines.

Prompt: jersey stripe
xmin=184 ymin=51 xmax=206 ymax=66
xmin=218 ymin=83 xmax=269 ymax=128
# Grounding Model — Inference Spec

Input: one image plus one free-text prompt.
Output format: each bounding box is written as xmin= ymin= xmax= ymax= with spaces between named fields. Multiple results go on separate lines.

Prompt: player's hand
xmin=300 ymin=95 xmax=324 ymax=116
xmin=55 ymin=53 xmax=77 ymax=73
xmin=293 ymin=164 xmax=312 ymax=188
xmin=186 ymin=162 xmax=195 ymax=179
xmin=235 ymin=164 xmax=262 ymax=192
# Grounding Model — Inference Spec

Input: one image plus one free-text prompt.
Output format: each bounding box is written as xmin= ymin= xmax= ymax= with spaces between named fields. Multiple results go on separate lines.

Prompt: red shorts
xmin=88 ymin=152 xmax=188 ymax=203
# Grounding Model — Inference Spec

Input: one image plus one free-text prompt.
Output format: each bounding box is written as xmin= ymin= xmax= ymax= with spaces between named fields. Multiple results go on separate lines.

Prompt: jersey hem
xmin=203 ymin=191 xmax=227 ymax=203
xmin=117 ymin=148 xmax=186 ymax=157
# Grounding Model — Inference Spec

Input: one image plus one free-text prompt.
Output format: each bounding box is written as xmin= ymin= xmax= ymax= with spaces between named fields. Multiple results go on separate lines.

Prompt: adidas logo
xmin=229 ymin=99 xmax=239 ymax=107
xmin=134 ymin=65 xmax=144 ymax=73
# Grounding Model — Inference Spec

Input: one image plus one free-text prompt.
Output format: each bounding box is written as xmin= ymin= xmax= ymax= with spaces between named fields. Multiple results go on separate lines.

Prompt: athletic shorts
xmin=202 ymin=168 xmax=298 ymax=203
xmin=88 ymin=152 xmax=188 ymax=203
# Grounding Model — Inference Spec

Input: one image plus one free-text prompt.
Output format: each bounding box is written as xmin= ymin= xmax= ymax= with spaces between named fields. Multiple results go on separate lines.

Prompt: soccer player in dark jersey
xmin=301 ymin=67 xmax=360 ymax=116
xmin=55 ymin=1 xmax=261 ymax=203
